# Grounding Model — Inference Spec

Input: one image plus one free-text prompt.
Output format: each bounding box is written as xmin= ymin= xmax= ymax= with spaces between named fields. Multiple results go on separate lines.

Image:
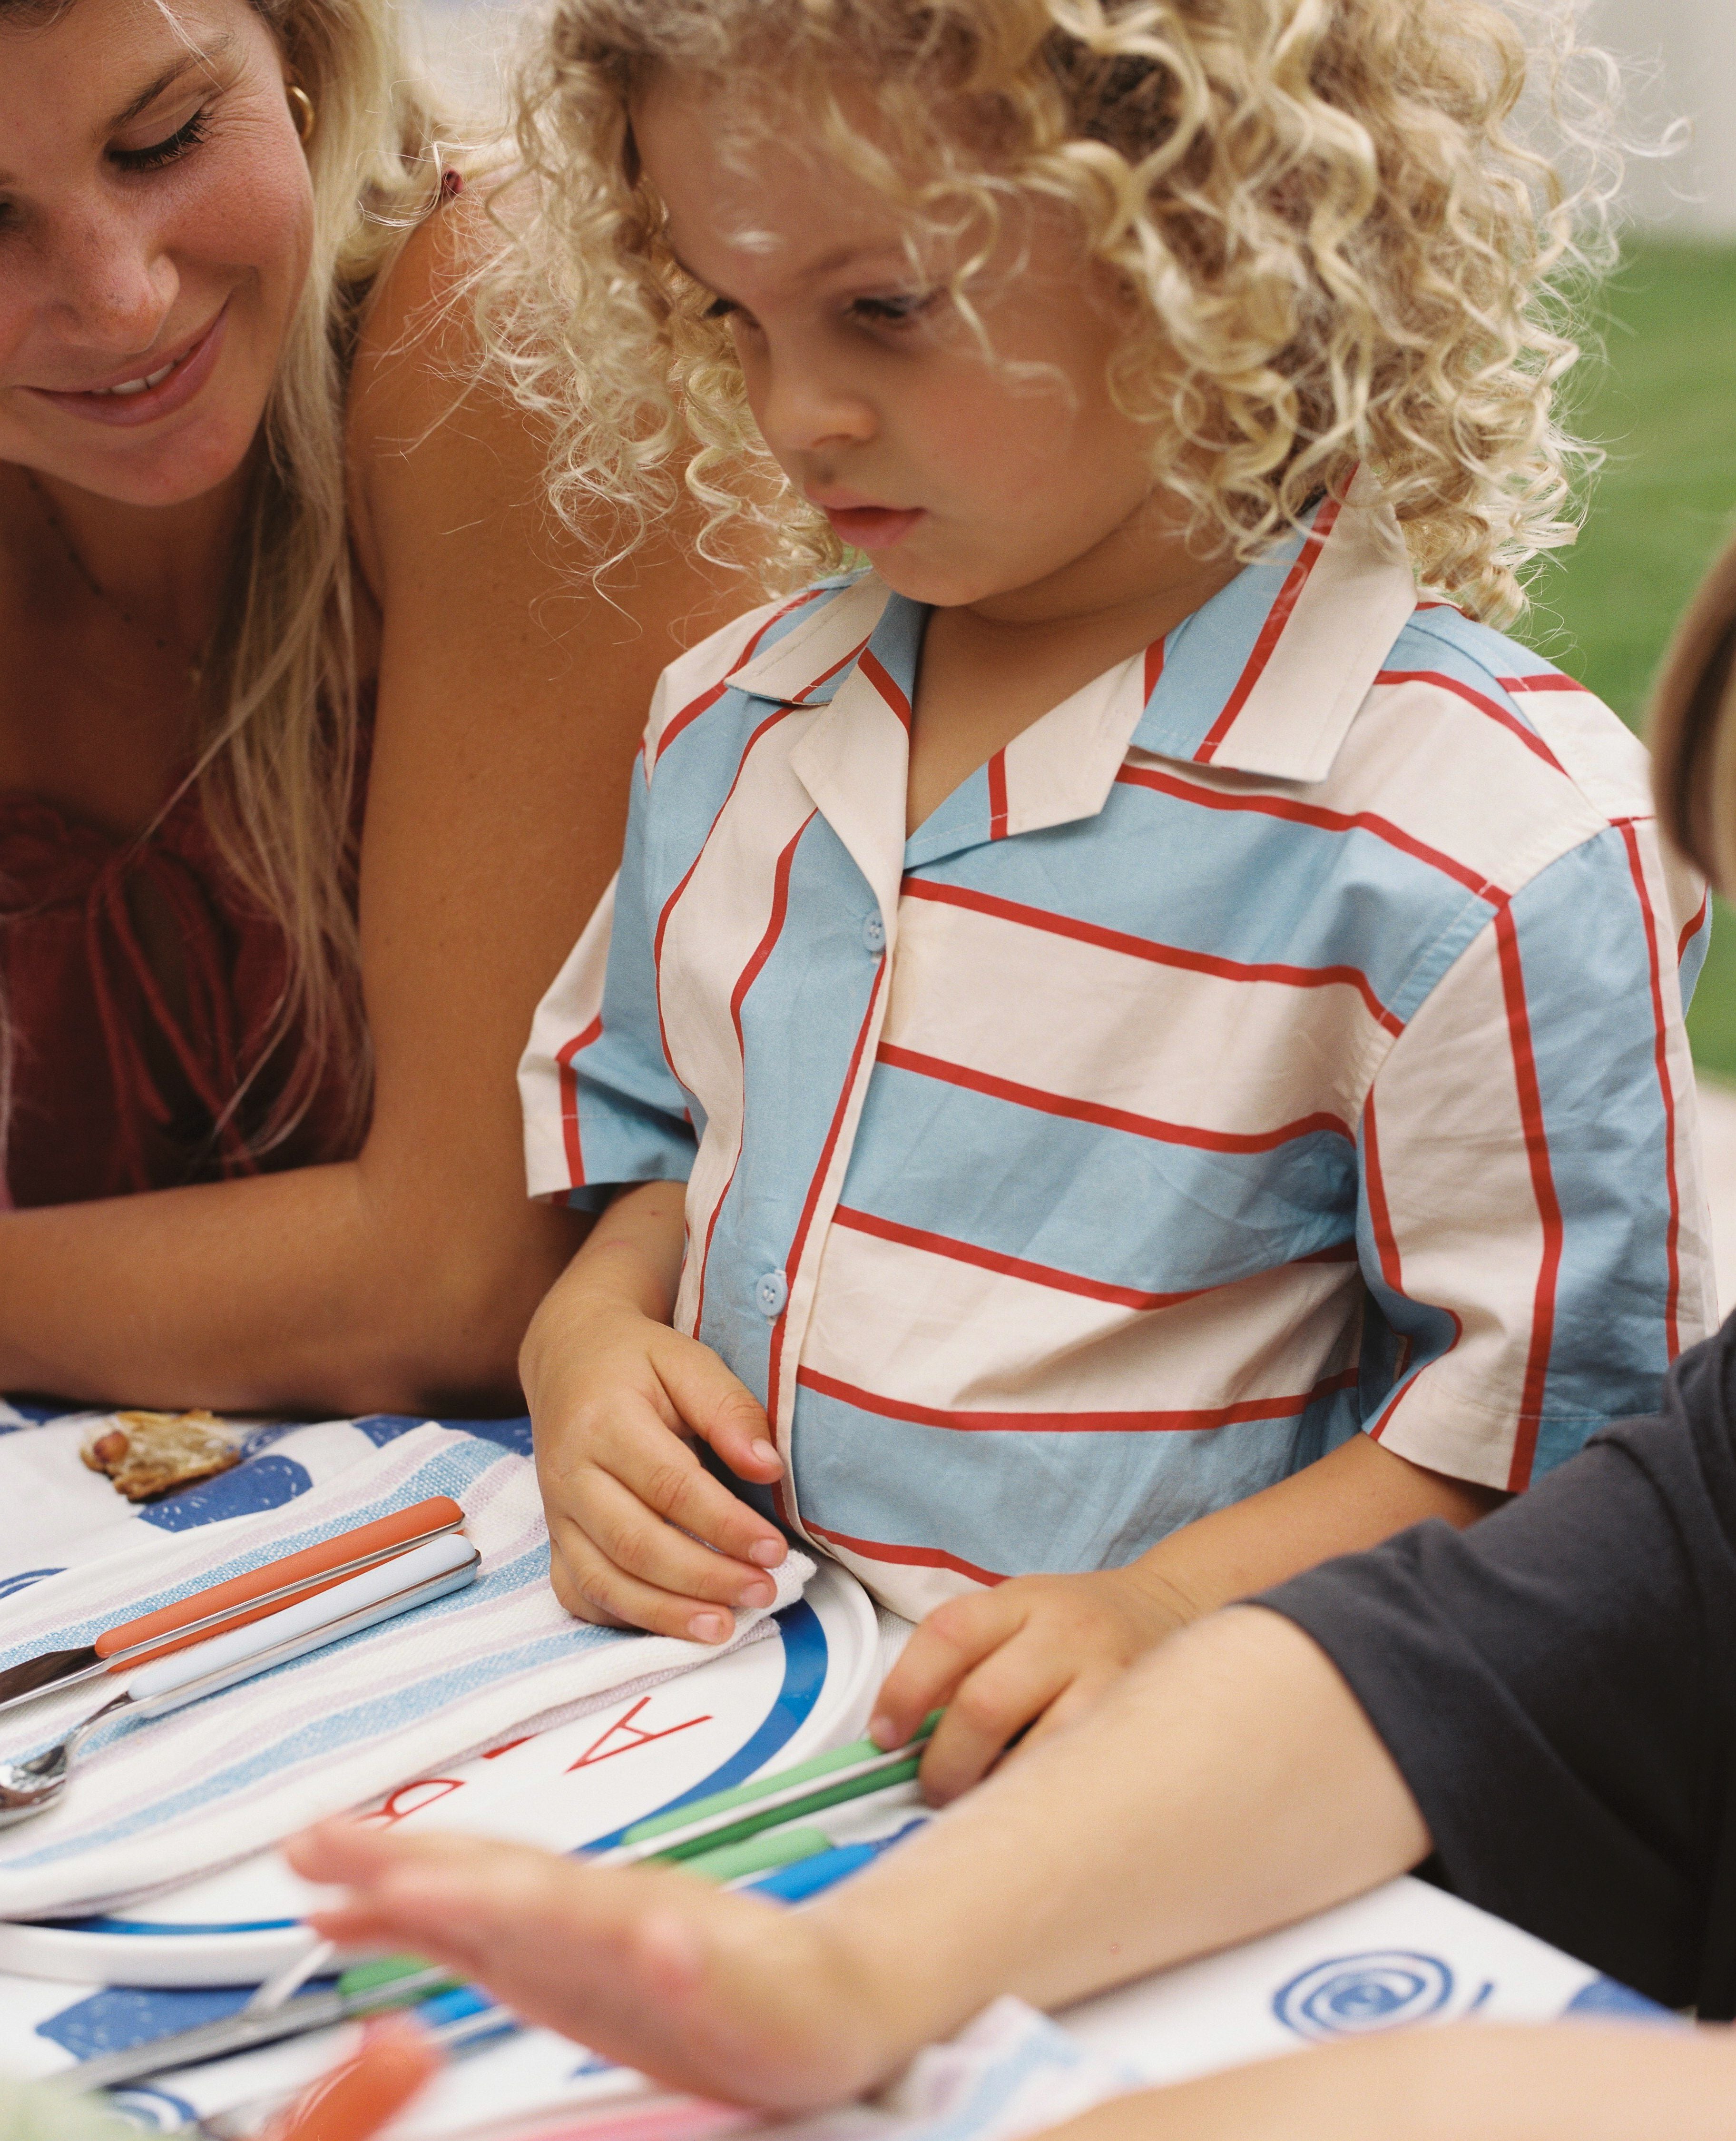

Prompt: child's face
xmin=635 ymin=77 xmax=1168 ymax=613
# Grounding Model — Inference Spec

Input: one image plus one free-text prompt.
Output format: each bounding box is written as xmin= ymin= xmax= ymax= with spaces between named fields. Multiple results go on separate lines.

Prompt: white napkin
xmin=0 ymin=1423 xmax=811 ymax=1920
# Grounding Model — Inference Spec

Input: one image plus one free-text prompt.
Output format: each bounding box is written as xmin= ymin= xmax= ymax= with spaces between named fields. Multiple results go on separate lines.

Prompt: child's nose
xmin=755 ymin=355 xmax=877 ymax=460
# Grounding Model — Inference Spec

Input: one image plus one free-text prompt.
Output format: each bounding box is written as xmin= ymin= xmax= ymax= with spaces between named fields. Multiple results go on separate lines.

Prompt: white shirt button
xmin=755 ymin=1268 xmax=790 ymax=1318
xmin=862 ymin=914 xmax=887 ymax=955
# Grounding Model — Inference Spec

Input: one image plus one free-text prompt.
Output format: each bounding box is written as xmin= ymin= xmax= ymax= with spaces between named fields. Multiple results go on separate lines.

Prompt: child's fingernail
xmin=740 ymin=1579 xmax=776 ymax=1607
xmin=690 ymin=1610 xmax=728 ymax=1642
xmin=751 ymin=1440 xmax=782 ymax=1471
xmin=868 ymin=1713 xmax=895 ymax=1748
xmin=747 ymin=1538 xmax=785 ymax=1567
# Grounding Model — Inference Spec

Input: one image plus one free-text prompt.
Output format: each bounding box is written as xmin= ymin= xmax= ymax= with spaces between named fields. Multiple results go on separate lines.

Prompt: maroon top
xmin=0 ymin=783 xmax=360 ymax=1208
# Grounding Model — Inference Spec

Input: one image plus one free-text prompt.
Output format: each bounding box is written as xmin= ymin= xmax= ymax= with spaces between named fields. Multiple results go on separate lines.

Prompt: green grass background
xmin=1512 ymin=241 xmax=1736 ymax=1072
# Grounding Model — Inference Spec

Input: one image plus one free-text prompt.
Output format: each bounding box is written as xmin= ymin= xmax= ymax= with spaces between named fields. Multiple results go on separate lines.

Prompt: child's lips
xmin=818 ymin=503 xmax=926 ymax=552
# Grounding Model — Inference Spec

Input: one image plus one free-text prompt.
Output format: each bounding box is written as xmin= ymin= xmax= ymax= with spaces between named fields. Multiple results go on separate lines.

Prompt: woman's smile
xmin=23 ymin=301 xmax=229 ymax=429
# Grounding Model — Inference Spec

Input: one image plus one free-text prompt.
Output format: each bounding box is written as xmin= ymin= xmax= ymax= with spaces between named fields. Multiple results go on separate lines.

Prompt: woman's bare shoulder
xmin=343 ymin=172 xmax=552 ymax=594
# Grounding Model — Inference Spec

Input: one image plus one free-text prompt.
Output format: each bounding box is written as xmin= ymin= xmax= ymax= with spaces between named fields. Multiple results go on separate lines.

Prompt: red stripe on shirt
xmin=691 ymin=813 xmax=817 ymax=1339
xmin=1618 ymin=820 xmax=1683 ymax=1357
xmin=901 ymin=876 xmax=1403 ymax=1034
xmin=650 ymin=707 xmax=796 ymax=1074
xmin=858 ymin=647 xmax=912 ymax=732
xmin=1358 ymin=1090 xmax=1463 ymax=1441
xmin=1495 ymin=673 xmax=1591 ymax=695
xmin=1494 ymin=904 xmax=1565 ymax=1488
xmin=987 ymin=749 xmax=1009 ymax=840
xmin=796 ymin=1363 xmax=1359 ymax=1433
xmin=802 ymin=1519 xmax=1007 ymax=1588
xmin=1360 ymin=1091 xmax=1403 ymax=1440
xmin=790 ymin=634 xmax=873 ymax=705
xmin=1143 ymin=639 xmax=1165 ymax=701
xmin=1115 ymin=762 xmax=1496 ymax=901
xmin=1374 ymin=670 xmax=1566 ymax=774
xmin=554 ymin=1015 xmax=602 ymax=1187
xmin=765 ymin=960 xmax=889 ymax=1519
xmin=1679 ymin=888 xmax=1710 ymax=965
xmin=831 ymin=1204 xmax=1216 ymax=1311
xmin=651 ymin=590 xmax=830 ymax=767
xmin=876 ymin=1042 xmax=1353 ymax=1150
xmin=1196 ymin=494 xmax=1342 ymax=762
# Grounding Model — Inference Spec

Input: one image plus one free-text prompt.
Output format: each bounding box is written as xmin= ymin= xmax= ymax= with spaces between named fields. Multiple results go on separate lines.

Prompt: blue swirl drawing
xmin=1273 ymin=1950 xmax=1454 ymax=2040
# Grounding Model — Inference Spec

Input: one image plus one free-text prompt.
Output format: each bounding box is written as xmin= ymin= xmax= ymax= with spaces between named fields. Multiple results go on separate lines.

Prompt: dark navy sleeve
xmin=1257 ymin=1318 xmax=1736 ymax=2016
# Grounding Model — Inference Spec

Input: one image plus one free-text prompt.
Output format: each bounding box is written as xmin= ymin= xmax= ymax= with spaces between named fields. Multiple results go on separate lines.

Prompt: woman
xmin=0 ymin=0 xmax=736 ymax=1414
xmin=292 ymin=540 xmax=1736 ymax=2128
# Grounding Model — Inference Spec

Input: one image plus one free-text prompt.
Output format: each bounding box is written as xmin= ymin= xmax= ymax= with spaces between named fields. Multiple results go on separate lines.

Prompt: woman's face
xmin=0 ymin=0 xmax=313 ymax=507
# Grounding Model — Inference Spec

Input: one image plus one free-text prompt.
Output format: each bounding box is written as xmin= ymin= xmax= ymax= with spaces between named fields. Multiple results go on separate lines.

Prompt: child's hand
xmin=523 ymin=1276 xmax=789 ymax=1644
xmin=286 ymin=1820 xmax=886 ymax=2112
xmin=871 ymin=1569 xmax=1187 ymax=1803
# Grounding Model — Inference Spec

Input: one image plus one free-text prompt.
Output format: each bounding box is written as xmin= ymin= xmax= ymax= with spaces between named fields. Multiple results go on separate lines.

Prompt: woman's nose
xmin=41 ymin=197 xmax=177 ymax=360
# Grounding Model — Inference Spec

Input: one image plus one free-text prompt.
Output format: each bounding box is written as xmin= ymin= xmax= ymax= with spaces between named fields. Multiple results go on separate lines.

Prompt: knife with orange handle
xmin=0 ymin=1494 xmax=465 ymax=1717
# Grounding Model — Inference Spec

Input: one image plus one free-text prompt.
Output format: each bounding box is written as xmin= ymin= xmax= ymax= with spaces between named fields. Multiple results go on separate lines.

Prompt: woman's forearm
xmin=0 ymin=1154 xmax=584 ymax=1416
xmin=817 ymin=1605 xmax=1429 ymax=2060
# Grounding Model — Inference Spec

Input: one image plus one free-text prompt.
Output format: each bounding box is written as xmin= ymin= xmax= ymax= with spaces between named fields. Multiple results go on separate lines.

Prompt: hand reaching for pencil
xmin=872 ymin=1569 xmax=1188 ymax=1803
xmin=286 ymin=1821 xmax=886 ymax=2114
xmin=522 ymin=1182 xmax=789 ymax=1643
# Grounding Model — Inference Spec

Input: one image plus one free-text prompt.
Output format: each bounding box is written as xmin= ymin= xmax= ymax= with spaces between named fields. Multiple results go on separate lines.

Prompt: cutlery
xmin=0 ymin=1531 xmax=480 ymax=1828
xmin=0 ymin=1495 xmax=465 ymax=1717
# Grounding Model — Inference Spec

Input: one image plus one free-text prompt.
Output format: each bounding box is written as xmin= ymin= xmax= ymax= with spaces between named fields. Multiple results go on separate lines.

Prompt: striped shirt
xmin=521 ymin=489 xmax=1715 ymax=1620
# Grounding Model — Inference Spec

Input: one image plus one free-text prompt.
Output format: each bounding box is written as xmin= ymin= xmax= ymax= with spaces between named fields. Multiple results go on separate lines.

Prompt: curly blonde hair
xmin=490 ymin=0 xmax=1618 ymax=622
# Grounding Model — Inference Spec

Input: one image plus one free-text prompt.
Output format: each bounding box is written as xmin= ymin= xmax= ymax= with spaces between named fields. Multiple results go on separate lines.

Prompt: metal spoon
xmin=0 ymin=1531 xmax=479 ymax=1828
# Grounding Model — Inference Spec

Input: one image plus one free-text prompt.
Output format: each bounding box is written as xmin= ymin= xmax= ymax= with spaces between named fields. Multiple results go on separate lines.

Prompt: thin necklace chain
xmin=23 ymin=467 xmax=207 ymax=692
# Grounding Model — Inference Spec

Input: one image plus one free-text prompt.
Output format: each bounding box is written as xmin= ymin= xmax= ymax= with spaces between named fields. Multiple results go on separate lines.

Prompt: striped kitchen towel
xmin=0 ymin=1421 xmax=811 ymax=1920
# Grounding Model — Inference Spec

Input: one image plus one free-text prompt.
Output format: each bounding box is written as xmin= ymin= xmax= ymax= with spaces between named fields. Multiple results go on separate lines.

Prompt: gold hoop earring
xmin=286 ymin=84 xmax=316 ymax=144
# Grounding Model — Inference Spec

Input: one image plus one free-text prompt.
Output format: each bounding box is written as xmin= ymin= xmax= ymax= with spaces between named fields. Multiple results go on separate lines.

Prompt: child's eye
xmin=849 ymin=291 xmax=939 ymax=329
xmin=110 ymin=108 xmax=210 ymax=175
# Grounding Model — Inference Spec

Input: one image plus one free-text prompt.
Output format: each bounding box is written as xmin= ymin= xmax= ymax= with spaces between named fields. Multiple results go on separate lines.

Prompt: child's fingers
xmin=916 ymin=1633 xmax=1075 ymax=1804
xmin=581 ymin=1469 xmax=778 ymax=1612
xmin=549 ymin=1514 xmax=745 ymax=1642
xmin=653 ymin=1333 xmax=785 ymax=1491
xmin=606 ymin=1419 xmax=788 ymax=1574
xmin=869 ymin=1588 xmax=1026 ymax=1748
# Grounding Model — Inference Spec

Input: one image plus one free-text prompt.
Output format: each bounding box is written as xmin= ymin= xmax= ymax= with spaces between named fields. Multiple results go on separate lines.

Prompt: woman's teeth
xmin=89 ymin=355 xmax=180 ymax=398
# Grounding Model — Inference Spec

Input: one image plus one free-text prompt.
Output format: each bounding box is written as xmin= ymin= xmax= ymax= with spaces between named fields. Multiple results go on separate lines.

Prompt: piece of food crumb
xmin=81 ymin=1409 xmax=242 ymax=1501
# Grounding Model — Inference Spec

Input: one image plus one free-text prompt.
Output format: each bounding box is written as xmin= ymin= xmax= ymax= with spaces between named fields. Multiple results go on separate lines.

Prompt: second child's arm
xmin=521 ymin=1181 xmax=790 ymax=1640
xmin=875 ymin=1437 xmax=1501 ymax=1798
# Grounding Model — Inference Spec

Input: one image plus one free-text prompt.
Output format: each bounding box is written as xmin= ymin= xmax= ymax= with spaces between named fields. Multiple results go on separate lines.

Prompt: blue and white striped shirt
xmin=522 ymin=487 xmax=1714 ymax=1619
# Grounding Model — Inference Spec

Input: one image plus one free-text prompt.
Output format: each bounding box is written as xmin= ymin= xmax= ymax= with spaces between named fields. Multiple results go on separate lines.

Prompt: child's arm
xmin=521 ymin=1181 xmax=789 ymax=1640
xmin=289 ymin=1603 xmax=1422 ymax=2110
xmin=873 ymin=1437 xmax=1500 ymax=1798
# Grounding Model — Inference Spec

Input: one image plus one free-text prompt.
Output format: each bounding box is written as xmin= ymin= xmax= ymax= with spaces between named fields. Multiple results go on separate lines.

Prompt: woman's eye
xmin=110 ymin=108 xmax=210 ymax=174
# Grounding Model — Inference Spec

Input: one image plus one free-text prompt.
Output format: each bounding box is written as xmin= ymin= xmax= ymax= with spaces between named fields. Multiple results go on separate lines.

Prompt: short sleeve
xmin=1258 ymin=1317 xmax=1736 ymax=2016
xmin=1354 ymin=820 xmax=1715 ymax=1491
xmin=519 ymin=752 xmax=698 ymax=1211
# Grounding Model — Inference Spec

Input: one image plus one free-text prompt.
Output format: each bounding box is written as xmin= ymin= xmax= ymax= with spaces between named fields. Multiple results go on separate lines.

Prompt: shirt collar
xmin=1133 ymin=474 xmax=1418 ymax=783
xmin=730 ymin=471 xmax=1418 ymax=792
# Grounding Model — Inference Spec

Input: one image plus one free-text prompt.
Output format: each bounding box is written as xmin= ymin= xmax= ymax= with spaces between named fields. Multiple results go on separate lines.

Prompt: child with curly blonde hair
xmin=510 ymin=0 xmax=1712 ymax=1796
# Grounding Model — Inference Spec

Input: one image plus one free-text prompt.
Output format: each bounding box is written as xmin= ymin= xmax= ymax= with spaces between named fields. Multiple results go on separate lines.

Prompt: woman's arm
xmin=0 ymin=202 xmax=747 ymax=1415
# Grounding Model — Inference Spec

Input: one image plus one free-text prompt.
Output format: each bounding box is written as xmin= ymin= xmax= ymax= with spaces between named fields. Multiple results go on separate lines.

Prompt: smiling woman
xmin=0 ymin=0 xmax=740 ymax=1413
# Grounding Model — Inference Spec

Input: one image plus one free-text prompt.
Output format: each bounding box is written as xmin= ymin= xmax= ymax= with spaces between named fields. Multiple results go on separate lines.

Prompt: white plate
xmin=0 ymin=1559 xmax=878 ymax=1988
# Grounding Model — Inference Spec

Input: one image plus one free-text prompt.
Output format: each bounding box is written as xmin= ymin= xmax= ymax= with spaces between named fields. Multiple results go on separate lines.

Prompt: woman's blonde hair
xmin=2 ymin=0 xmax=461 ymax=1168
xmin=178 ymin=0 xmax=459 ymax=1161
xmin=492 ymin=0 xmax=1619 ymax=623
